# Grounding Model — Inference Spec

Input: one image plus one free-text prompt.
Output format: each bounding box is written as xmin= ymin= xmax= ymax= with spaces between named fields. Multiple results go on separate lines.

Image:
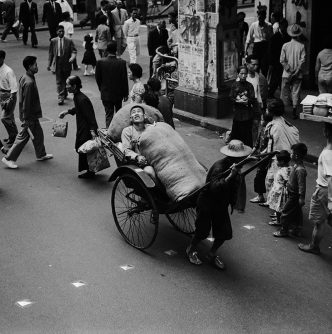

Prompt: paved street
xmin=0 ymin=30 xmax=332 ymax=333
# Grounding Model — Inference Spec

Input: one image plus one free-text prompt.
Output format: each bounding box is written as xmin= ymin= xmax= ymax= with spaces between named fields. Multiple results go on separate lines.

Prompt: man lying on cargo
xmin=121 ymin=105 xmax=156 ymax=180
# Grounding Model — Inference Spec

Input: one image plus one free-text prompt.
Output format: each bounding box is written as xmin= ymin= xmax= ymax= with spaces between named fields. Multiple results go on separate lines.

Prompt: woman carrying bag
xmin=59 ymin=75 xmax=99 ymax=179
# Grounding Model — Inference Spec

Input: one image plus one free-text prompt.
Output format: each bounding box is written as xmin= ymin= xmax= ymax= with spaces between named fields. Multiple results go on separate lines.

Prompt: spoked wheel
xmin=111 ymin=173 xmax=159 ymax=250
xmin=166 ymin=207 xmax=196 ymax=234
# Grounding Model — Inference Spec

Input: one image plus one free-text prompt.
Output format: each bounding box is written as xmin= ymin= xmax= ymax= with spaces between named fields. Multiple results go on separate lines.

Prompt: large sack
xmin=107 ymin=103 xmax=164 ymax=142
xmin=139 ymin=122 xmax=207 ymax=202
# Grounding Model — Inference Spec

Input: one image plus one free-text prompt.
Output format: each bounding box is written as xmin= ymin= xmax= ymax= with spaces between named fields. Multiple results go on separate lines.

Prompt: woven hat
xmin=287 ymin=24 xmax=303 ymax=37
xmin=220 ymin=140 xmax=252 ymax=157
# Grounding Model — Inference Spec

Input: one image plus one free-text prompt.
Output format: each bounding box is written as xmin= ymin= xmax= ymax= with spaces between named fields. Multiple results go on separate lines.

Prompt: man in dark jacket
xmin=95 ymin=41 xmax=128 ymax=127
xmin=42 ymin=0 xmax=62 ymax=39
xmin=2 ymin=56 xmax=53 ymax=169
xmin=0 ymin=0 xmax=20 ymax=42
xmin=80 ymin=0 xmax=96 ymax=29
xmin=147 ymin=20 xmax=168 ymax=77
xmin=19 ymin=0 xmax=38 ymax=48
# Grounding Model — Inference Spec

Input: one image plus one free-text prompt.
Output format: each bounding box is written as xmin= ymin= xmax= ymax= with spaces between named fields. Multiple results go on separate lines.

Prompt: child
xmin=82 ymin=33 xmax=97 ymax=76
xmin=60 ymin=12 xmax=80 ymax=71
xmin=274 ymin=143 xmax=308 ymax=237
xmin=95 ymin=15 xmax=111 ymax=58
xmin=266 ymin=150 xmax=291 ymax=226
xmin=229 ymin=66 xmax=255 ymax=147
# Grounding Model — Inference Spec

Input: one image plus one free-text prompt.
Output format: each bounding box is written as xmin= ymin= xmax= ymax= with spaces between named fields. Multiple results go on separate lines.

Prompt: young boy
xmin=273 ymin=143 xmax=308 ymax=237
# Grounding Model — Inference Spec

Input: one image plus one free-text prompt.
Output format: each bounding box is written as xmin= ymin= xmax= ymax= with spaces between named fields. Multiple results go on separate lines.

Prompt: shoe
xmin=186 ymin=246 xmax=202 ymax=265
xmin=32 ymin=45 xmax=38 ymax=48
xmin=78 ymin=171 xmax=95 ymax=179
xmin=1 ymin=147 xmax=8 ymax=154
xmin=273 ymin=229 xmax=288 ymax=237
xmin=2 ymin=157 xmax=18 ymax=169
xmin=268 ymin=221 xmax=281 ymax=226
xmin=90 ymin=70 xmax=95 ymax=75
xmin=207 ymin=254 xmax=226 ymax=270
xmin=0 ymin=39 xmax=7 ymax=43
xmin=298 ymin=243 xmax=320 ymax=255
xmin=84 ymin=71 xmax=89 ymax=76
xmin=250 ymin=196 xmax=266 ymax=203
xmin=288 ymin=228 xmax=302 ymax=238
xmin=23 ymin=41 xmax=27 ymax=45
xmin=36 ymin=154 xmax=53 ymax=161
xmin=58 ymin=100 xmax=64 ymax=106
xmin=259 ymin=202 xmax=269 ymax=207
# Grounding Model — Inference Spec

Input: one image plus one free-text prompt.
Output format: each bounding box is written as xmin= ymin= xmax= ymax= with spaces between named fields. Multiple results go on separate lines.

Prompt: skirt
xmin=82 ymin=50 xmax=96 ymax=66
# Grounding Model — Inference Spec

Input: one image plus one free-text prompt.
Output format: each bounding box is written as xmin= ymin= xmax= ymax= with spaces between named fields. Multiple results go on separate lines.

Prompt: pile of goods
xmin=301 ymin=94 xmax=332 ymax=117
xmin=139 ymin=122 xmax=207 ymax=202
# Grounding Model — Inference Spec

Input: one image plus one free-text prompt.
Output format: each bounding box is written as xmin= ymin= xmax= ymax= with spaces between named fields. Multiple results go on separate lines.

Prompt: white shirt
xmin=246 ymin=21 xmax=273 ymax=44
xmin=60 ymin=21 xmax=74 ymax=38
xmin=123 ymin=17 xmax=140 ymax=37
xmin=56 ymin=0 xmax=73 ymax=19
xmin=0 ymin=63 xmax=18 ymax=93
xmin=316 ymin=149 xmax=332 ymax=187
xmin=280 ymin=39 xmax=306 ymax=78
xmin=246 ymin=72 xmax=262 ymax=104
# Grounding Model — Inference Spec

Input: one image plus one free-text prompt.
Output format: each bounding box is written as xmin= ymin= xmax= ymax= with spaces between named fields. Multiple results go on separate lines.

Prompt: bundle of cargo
xmin=107 ymin=103 xmax=164 ymax=142
xmin=300 ymin=94 xmax=332 ymax=123
xmin=139 ymin=122 xmax=207 ymax=202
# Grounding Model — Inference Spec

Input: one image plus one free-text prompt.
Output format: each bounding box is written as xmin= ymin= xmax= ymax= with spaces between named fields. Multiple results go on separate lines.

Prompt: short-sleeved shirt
xmin=316 ymin=149 xmax=332 ymax=187
xmin=246 ymin=21 xmax=272 ymax=44
xmin=317 ymin=49 xmax=332 ymax=79
xmin=0 ymin=63 xmax=18 ymax=93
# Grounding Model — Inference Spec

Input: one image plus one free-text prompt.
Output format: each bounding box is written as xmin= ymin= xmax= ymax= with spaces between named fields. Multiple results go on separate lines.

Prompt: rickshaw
xmin=98 ymin=128 xmax=278 ymax=250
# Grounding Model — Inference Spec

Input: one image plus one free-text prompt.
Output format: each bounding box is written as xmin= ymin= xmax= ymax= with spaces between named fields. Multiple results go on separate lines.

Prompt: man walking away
xmin=42 ymin=0 xmax=62 ymax=39
xmin=123 ymin=7 xmax=140 ymax=64
xmin=111 ymin=0 xmax=128 ymax=57
xmin=80 ymin=0 xmax=96 ymax=29
xmin=2 ymin=56 xmax=53 ymax=169
xmin=280 ymin=23 xmax=306 ymax=119
xmin=19 ymin=0 xmax=39 ymax=48
xmin=95 ymin=41 xmax=128 ymax=127
xmin=48 ymin=25 xmax=77 ymax=105
xmin=0 ymin=0 xmax=20 ymax=42
xmin=0 ymin=50 xmax=18 ymax=147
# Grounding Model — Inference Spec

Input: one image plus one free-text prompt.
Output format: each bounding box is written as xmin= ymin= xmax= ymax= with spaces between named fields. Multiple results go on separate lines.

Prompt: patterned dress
xmin=266 ymin=166 xmax=291 ymax=212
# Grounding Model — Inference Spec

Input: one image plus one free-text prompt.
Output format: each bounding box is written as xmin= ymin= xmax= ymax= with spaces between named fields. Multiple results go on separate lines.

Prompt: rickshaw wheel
xmin=166 ymin=207 xmax=196 ymax=234
xmin=111 ymin=173 xmax=159 ymax=250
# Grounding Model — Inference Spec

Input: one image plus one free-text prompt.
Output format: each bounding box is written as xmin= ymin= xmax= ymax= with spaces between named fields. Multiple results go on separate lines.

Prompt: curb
xmin=173 ymin=108 xmax=318 ymax=164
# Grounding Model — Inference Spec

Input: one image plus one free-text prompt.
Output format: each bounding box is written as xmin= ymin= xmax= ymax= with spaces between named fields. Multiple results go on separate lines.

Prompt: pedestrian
xmin=42 ymin=0 xmax=62 ymax=40
xmin=280 ymin=23 xmax=306 ymax=119
xmin=82 ymin=33 xmax=97 ymax=75
xmin=111 ymin=0 xmax=128 ymax=56
xmin=270 ymin=11 xmax=282 ymax=34
xmin=59 ymin=11 xmax=79 ymax=71
xmin=273 ymin=143 xmax=307 ymax=237
xmin=267 ymin=18 xmax=290 ymax=98
xmin=56 ymin=0 xmax=73 ymax=20
xmin=237 ymin=11 xmax=249 ymax=65
xmin=186 ymin=140 xmax=250 ymax=269
xmin=0 ymin=0 xmax=20 ymax=43
xmin=95 ymin=15 xmax=111 ymax=58
xmin=128 ymin=63 xmax=145 ymax=103
xmin=123 ymin=7 xmax=140 ymax=64
xmin=80 ymin=0 xmax=96 ymax=29
xmin=58 ymin=76 xmax=98 ymax=179
xmin=19 ymin=0 xmax=39 ymax=48
xmin=136 ymin=0 xmax=147 ymax=25
xmin=315 ymin=35 xmax=332 ymax=94
xmin=245 ymin=5 xmax=272 ymax=76
xmin=2 ymin=56 xmax=53 ymax=169
xmin=0 ymin=50 xmax=18 ymax=147
xmin=266 ymin=150 xmax=291 ymax=226
xmin=229 ymin=65 xmax=255 ymax=147
xmin=48 ymin=25 xmax=77 ymax=105
xmin=148 ymin=20 xmax=168 ymax=77
xmin=298 ymin=124 xmax=332 ymax=255
xmin=95 ymin=0 xmax=109 ymax=27
xmin=95 ymin=41 xmax=128 ymax=127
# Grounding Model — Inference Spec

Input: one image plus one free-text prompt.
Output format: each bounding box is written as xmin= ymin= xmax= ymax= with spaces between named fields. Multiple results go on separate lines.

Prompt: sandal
xmin=186 ymin=247 xmax=202 ymax=265
xmin=268 ymin=221 xmax=281 ymax=226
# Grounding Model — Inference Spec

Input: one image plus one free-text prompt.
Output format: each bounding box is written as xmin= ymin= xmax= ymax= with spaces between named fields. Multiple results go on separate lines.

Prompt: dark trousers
xmin=72 ymin=58 xmax=79 ymax=70
xmin=1 ymin=18 xmax=19 ymax=40
xmin=6 ymin=120 xmax=46 ymax=162
xmin=230 ymin=119 xmax=253 ymax=147
xmin=80 ymin=11 xmax=96 ymax=29
xmin=253 ymin=159 xmax=269 ymax=194
xmin=78 ymin=152 xmax=89 ymax=172
xmin=55 ymin=62 xmax=71 ymax=100
xmin=22 ymin=23 xmax=38 ymax=46
xmin=0 ymin=92 xmax=18 ymax=144
xmin=149 ymin=55 xmax=154 ymax=77
xmin=102 ymin=100 xmax=122 ymax=128
xmin=268 ymin=63 xmax=283 ymax=98
xmin=280 ymin=194 xmax=303 ymax=230
xmin=253 ymin=41 xmax=269 ymax=77
xmin=48 ymin=24 xmax=57 ymax=39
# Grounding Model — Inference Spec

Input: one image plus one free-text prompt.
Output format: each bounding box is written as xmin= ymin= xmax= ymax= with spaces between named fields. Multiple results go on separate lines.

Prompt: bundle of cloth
xmin=139 ymin=122 xmax=207 ymax=202
xmin=107 ymin=103 xmax=164 ymax=142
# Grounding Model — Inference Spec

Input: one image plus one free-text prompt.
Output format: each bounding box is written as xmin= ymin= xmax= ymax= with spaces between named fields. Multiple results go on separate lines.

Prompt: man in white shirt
xmin=299 ymin=123 xmax=332 ymax=255
xmin=123 ymin=7 xmax=140 ymax=64
xmin=56 ymin=0 xmax=73 ymax=20
xmin=280 ymin=23 xmax=306 ymax=119
xmin=245 ymin=5 xmax=272 ymax=76
xmin=0 ymin=50 xmax=18 ymax=147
